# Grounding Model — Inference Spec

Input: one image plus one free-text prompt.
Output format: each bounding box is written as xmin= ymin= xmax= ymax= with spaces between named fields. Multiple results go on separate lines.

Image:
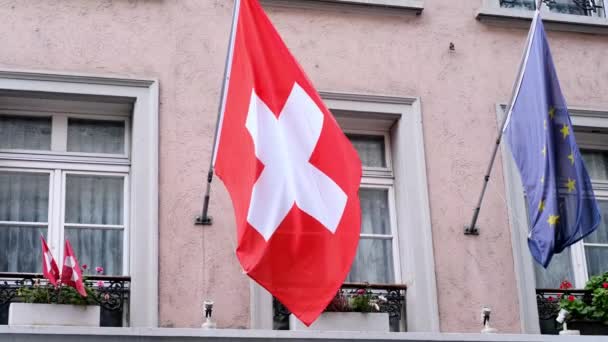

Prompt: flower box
xmin=289 ymin=312 xmax=390 ymax=332
xmin=569 ymin=320 xmax=608 ymax=335
xmin=8 ymin=303 xmax=100 ymax=327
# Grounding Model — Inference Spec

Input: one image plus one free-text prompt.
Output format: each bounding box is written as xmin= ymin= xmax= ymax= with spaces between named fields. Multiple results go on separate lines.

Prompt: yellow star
xmin=549 ymin=107 xmax=556 ymax=119
xmin=568 ymin=152 xmax=574 ymax=165
xmin=547 ymin=215 xmax=560 ymax=226
xmin=542 ymin=146 xmax=547 ymax=156
xmin=560 ymin=124 xmax=570 ymax=139
xmin=539 ymin=200 xmax=545 ymax=212
xmin=567 ymin=178 xmax=576 ymax=192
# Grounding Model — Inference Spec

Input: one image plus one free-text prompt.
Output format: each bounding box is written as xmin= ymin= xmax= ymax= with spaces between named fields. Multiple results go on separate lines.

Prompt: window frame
xmin=250 ymin=92 xmax=438 ymax=333
xmin=0 ymin=70 xmax=158 ymax=327
xmin=477 ymin=0 xmax=608 ymax=35
xmin=500 ymin=104 xmax=608 ymax=333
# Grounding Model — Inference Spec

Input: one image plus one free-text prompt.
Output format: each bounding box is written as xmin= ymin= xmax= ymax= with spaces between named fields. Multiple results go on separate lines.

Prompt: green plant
xmin=559 ymin=272 xmax=608 ymax=323
xmin=18 ymin=280 xmax=98 ymax=306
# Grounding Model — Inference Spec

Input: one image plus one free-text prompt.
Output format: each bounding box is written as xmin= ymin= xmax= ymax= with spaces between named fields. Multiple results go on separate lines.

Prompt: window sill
xmin=261 ymin=0 xmax=424 ymax=15
xmin=476 ymin=6 xmax=608 ymax=35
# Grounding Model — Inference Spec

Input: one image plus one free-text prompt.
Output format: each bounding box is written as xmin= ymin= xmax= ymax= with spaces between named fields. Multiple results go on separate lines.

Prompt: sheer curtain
xmin=64 ymin=174 xmax=124 ymax=275
xmin=67 ymin=118 xmax=125 ymax=154
xmin=0 ymin=172 xmax=49 ymax=272
xmin=346 ymin=188 xmax=394 ymax=284
xmin=0 ymin=116 xmax=51 ymax=151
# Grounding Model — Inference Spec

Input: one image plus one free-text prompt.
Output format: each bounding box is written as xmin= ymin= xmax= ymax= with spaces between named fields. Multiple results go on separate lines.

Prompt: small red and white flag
xmin=40 ymin=235 xmax=60 ymax=286
xmin=214 ymin=0 xmax=362 ymax=325
xmin=61 ymin=239 xmax=87 ymax=297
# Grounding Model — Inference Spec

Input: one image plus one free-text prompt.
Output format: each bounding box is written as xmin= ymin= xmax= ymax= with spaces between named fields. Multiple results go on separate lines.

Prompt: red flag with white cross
xmin=214 ymin=0 xmax=362 ymax=326
xmin=61 ymin=239 xmax=87 ymax=297
xmin=40 ymin=235 xmax=60 ymax=286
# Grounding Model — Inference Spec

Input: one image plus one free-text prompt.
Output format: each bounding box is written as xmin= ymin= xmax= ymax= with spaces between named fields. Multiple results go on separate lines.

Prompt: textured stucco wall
xmin=0 ymin=0 xmax=606 ymax=333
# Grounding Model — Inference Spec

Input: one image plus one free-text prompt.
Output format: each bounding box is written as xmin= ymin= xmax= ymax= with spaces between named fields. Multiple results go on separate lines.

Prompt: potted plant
xmin=559 ymin=273 xmax=608 ymax=335
xmin=289 ymin=288 xmax=390 ymax=332
xmin=9 ymin=238 xmax=106 ymax=327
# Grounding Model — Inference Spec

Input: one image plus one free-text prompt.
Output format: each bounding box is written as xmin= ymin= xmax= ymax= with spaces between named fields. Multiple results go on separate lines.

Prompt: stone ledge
xmin=0 ymin=326 xmax=601 ymax=342
xmin=261 ymin=0 xmax=424 ymax=15
xmin=476 ymin=7 xmax=608 ymax=35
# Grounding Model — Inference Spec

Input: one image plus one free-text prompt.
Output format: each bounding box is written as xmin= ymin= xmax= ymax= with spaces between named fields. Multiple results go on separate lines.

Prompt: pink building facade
xmin=0 ymin=0 xmax=607 ymax=337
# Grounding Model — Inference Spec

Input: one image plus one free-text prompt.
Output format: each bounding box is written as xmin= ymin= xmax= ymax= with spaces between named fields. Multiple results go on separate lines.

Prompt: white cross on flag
xmin=214 ymin=0 xmax=362 ymax=325
xmin=40 ymin=235 xmax=60 ymax=286
xmin=61 ymin=239 xmax=87 ymax=297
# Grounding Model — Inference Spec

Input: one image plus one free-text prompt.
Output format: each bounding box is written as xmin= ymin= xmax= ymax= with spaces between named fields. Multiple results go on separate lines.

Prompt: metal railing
xmin=535 ymin=288 xmax=592 ymax=335
xmin=0 ymin=272 xmax=130 ymax=327
xmin=273 ymin=282 xmax=407 ymax=332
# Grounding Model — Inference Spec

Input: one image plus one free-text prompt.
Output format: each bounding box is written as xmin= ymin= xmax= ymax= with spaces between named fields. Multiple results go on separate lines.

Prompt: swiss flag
xmin=40 ymin=235 xmax=60 ymax=286
xmin=214 ymin=0 xmax=362 ymax=325
xmin=61 ymin=239 xmax=87 ymax=297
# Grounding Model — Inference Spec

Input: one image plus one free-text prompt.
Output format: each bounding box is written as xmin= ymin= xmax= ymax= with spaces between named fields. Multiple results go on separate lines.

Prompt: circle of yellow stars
xmin=538 ymin=106 xmax=577 ymax=228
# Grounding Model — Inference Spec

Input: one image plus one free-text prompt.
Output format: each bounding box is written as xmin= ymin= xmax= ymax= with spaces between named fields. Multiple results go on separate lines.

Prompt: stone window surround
xmin=249 ymin=92 xmax=439 ymax=333
xmin=0 ymin=69 xmax=159 ymax=328
xmin=477 ymin=0 xmax=608 ymax=35
xmin=261 ymin=0 xmax=424 ymax=15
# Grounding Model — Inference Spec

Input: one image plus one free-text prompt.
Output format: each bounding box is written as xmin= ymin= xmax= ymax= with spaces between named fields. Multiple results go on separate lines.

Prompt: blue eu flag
xmin=504 ymin=13 xmax=601 ymax=268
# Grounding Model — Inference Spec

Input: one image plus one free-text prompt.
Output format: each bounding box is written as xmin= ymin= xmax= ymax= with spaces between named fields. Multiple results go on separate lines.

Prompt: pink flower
xmin=96 ymin=281 xmax=104 ymax=288
xmin=356 ymin=289 xmax=366 ymax=295
xmin=568 ymin=295 xmax=575 ymax=302
xmin=560 ymin=280 xmax=573 ymax=290
xmin=547 ymin=296 xmax=554 ymax=302
xmin=95 ymin=266 xmax=104 ymax=274
xmin=103 ymin=293 xmax=110 ymax=301
xmin=82 ymin=264 xmax=88 ymax=270
xmin=603 ymin=282 xmax=608 ymax=289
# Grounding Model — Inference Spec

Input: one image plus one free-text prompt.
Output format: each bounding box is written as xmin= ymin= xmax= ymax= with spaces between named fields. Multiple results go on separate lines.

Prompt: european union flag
xmin=504 ymin=13 xmax=601 ymax=268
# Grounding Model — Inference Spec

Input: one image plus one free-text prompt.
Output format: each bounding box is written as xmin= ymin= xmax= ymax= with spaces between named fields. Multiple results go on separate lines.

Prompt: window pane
xmin=65 ymin=175 xmax=124 ymax=225
xmin=0 ymin=172 xmax=49 ymax=222
xmin=581 ymin=150 xmax=608 ymax=181
xmin=499 ymin=0 xmax=602 ymax=16
xmin=585 ymin=200 xmax=608 ymax=244
xmin=534 ymin=248 xmax=575 ymax=288
xmin=0 ymin=115 xmax=51 ymax=151
xmin=65 ymin=228 xmax=123 ymax=275
xmin=585 ymin=246 xmax=608 ymax=277
xmin=347 ymin=134 xmax=386 ymax=168
xmin=67 ymin=118 xmax=125 ymax=154
xmin=0 ymin=226 xmax=46 ymax=272
xmin=346 ymin=238 xmax=394 ymax=283
xmin=360 ymin=188 xmax=390 ymax=235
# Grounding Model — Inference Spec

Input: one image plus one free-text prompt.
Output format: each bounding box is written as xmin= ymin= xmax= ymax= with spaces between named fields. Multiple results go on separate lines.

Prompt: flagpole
xmin=464 ymin=0 xmax=543 ymax=235
xmin=195 ymin=0 xmax=241 ymax=225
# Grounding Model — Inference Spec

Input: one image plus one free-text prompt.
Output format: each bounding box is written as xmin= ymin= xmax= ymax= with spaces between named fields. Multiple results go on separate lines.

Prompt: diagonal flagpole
xmin=464 ymin=0 xmax=544 ymax=235
xmin=195 ymin=0 xmax=241 ymax=225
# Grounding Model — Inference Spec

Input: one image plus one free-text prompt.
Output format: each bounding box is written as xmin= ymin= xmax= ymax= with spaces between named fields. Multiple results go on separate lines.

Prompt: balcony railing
xmin=536 ymin=288 xmax=592 ymax=335
xmin=274 ymin=283 xmax=407 ymax=332
xmin=0 ymin=272 xmax=130 ymax=327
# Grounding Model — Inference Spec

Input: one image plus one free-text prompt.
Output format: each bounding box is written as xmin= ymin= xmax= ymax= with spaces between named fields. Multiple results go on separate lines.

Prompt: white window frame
xmin=500 ymin=104 xmax=608 ymax=334
xmin=250 ymin=92 xmax=438 ymax=332
xmin=0 ymin=69 xmax=159 ymax=327
xmin=477 ymin=0 xmax=608 ymax=35
xmin=261 ymin=0 xmax=424 ymax=15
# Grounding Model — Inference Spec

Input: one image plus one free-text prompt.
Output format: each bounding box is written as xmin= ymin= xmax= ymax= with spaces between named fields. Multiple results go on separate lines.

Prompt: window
xmin=534 ymin=136 xmax=608 ymax=289
xmin=0 ymin=98 xmax=131 ymax=276
xmin=345 ymin=133 xmax=400 ymax=284
xmin=0 ymin=71 xmax=158 ymax=328
xmin=499 ymin=0 xmax=606 ymax=17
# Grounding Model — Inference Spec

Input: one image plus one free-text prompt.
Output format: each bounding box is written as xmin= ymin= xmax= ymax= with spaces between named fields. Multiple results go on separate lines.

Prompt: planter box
xmin=569 ymin=320 xmax=608 ymax=335
xmin=9 ymin=303 xmax=100 ymax=327
xmin=289 ymin=312 xmax=389 ymax=332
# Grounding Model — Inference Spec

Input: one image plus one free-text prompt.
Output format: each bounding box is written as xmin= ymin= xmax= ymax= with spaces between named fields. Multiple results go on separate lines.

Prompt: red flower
xmin=95 ymin=266 xmax=104 ymax=274
xmin=82 ymin=264 xmax=88 ymax=270
xmin=560 ymin=280 xmax=573 ymax=290
xmin=356 ymin=289 xmax=366 ymax=295
xmin=603 ymin=282 xmax=608 ymax=289
xmin=568 ymin=295 xmax=575 ymax=302
xmin=547 ymin=296 xmax=554 ymax=302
